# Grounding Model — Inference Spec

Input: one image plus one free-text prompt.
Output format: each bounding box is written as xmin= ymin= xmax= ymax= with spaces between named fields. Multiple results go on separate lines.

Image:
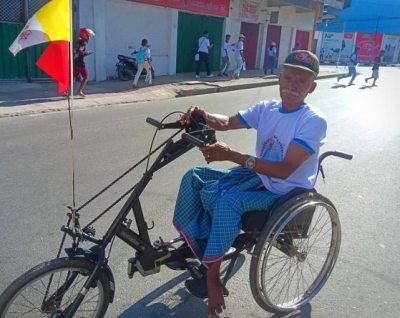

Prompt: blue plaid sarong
xmin=173 ymin=166 xmax=281 ymax=264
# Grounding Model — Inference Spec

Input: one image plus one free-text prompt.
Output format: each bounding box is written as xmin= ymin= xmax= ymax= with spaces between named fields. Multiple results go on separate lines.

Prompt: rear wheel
xmin=249 ymin=192 xmax=341 ymax=314
xmin=118 ymin=65 xmax=131 ymax=81
xmin=0 ymin=258 xmax=111 ymax=318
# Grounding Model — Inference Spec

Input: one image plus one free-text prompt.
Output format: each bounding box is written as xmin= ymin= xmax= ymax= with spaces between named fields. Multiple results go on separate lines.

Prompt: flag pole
xmin=68 ymin=0 xmax=77 ymax=228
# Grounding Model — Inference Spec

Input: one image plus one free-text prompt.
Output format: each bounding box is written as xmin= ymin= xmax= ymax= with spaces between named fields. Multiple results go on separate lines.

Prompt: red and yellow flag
xmin=9 ymin=0 xmax=71 ymax=93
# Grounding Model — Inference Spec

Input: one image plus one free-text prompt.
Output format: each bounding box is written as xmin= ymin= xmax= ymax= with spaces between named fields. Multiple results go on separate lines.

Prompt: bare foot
xmin=77 ymin=91 xmax=86 ymax=97
xmin=207 ymin=278 xmax=225 ymax=317
xmin=206 ymin=260 xmax=225 ymax=317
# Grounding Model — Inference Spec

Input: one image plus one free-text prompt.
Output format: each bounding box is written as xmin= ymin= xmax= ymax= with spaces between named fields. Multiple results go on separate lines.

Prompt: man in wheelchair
xmin=174 ymin=50 xmax=326 ymax=317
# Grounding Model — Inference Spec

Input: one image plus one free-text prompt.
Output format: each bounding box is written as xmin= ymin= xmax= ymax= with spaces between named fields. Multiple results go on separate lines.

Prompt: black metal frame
xmin=60 ymin=117 xmax=218 ymax=317
xmin=59 ymin=115 xmax=353 ymax=317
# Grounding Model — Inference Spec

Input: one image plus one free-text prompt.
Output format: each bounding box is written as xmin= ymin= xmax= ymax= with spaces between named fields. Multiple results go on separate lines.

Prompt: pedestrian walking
xmin=319 ymin=48 xmax=324 ymax=62
xmin=231 ymin=34 xmax=245 ymax=79
xmin=132 ymin=39 xmax=153 ymax=88
xmin=218 ymin=34 xmax=231 ymax=77
xmin=337 ymin=47 xmax=360 ymax=86
xmin=65 ymin=28 xmax=95 ymax=97
xmin=292 ymin=42 xmax=300 ymax=52
xmin=264 ymin=42 xmax=277 ymax=74
xmin=195 ymin=30 xmax=214 ymax=78
xmin=365 ymin=50 xmax=385 ymax=87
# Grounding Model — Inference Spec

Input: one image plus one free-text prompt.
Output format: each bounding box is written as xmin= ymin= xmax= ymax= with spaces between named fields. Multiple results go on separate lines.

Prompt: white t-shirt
xmin=237 ymin=100 xmax=327 ymax=195
xmin=198 ymin=36 xmax=210 ymax=53
xmin=234 ymin=41 xmax=244 ymax=60
xmin=348 ymin=52 xmax=358 ymax=67
xmin=221 ymin=41 xmax=229 ymax=57
xmin=268 ymin=46 xmax=277 ymax=56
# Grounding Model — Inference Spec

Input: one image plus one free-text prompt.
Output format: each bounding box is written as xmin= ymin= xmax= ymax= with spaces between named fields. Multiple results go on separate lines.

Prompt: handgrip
xmin=146 ymin=117 xmax=161 ymax=129
xmin=318 ymin=151 xmax=353 ymax=165
xmin=332 ymin=151 xmax=353 ymax=160
xmin=182 ymin=133 xmax=205 ymax=148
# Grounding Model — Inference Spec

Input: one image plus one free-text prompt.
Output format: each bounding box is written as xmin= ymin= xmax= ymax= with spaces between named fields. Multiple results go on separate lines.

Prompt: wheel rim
xmin=257 ymin=200 xmax=340 ymax=312
xmin=2 ymin=266 xmax=105 ymax=318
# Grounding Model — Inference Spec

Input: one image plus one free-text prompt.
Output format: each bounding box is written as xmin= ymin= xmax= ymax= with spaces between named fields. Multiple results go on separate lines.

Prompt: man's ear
xmin=278 ymin=73 xmax=282 ymax=84
xmin=308 ymin=81 xmax=317 ymax=94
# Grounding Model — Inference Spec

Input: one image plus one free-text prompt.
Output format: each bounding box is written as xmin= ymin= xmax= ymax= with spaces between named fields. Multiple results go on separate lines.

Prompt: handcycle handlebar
xmin=182 ymin=133 xmax=206 ymax=148
xmin=146 ymin=117 xmax=182 ymax=130
xmin=318 ymin=151 xmax=353 ymax=165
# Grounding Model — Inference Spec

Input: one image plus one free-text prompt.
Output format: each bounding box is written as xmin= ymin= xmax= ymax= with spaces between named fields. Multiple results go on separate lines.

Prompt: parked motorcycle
xmin=116 ymin=46 xmax=155 ymax=81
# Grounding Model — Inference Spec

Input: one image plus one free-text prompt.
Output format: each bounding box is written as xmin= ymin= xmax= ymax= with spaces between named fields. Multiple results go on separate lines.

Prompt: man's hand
xmin=200 ymin=141 xmax=232 ymax=163
xmin=178 ymin=105 xmax=207 ymax=126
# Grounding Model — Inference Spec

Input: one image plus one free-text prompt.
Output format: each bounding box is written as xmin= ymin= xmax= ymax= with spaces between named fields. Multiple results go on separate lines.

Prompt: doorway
xmin=264 ymin=24 xmax=282 ymax=70
xmin=240 ymin=22 xmax=259 ymax=70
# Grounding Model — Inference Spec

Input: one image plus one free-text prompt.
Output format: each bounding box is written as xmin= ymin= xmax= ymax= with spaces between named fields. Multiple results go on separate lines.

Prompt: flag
xmin=36 ymin=41 xmax=70 ymax=93
xmin=9 ymin=0 xmax=70 ymax=55
xmin=9 ymin=0 xmax=71 ymax=93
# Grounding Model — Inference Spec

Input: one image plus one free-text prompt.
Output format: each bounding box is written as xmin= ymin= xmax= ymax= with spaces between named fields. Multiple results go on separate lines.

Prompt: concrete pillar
xmin=168 ymin=9 xmax=178 ymax=75
xmin=92 ymin=0 xmax=106 ymax=81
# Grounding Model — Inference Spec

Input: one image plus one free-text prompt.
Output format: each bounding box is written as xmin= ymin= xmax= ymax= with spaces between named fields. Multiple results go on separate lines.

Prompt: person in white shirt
xmin=132 ymin=38 xmax=152 ymax=88
xmin=175 ymin=50 xmax=325 ymax=318
xmin=218 ymin=34 xmax=231 ymax=77
xmin=264 ymin=42 xmax=277 ymax=74
xmin=195 ymin=30 xmax=214 ymax=78
xmin=337 ymin=47 xmax=360 ymax=86
xmin=231 ymin=34 xmax=245 ymax=79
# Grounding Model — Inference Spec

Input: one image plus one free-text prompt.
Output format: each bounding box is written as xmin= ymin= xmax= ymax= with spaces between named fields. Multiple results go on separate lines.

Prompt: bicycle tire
xmin=249 ymin=192 xmax=341 ymax=314
xmin=0 ymin=258 xmax=111 ymax=318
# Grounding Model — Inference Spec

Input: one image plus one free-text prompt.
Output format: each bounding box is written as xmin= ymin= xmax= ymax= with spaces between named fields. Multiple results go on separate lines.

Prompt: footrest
xmin=165 ymin=259 xmax=190 ymax=270
xmin=165 ymin=259 xmax=200 ymax=271
xmin=185 ymin=278 xmax=229 ymax=299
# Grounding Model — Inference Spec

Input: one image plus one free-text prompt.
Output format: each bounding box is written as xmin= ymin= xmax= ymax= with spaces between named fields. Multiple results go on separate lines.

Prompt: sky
xmin=317 ymin=0 xmax=400 ymax=33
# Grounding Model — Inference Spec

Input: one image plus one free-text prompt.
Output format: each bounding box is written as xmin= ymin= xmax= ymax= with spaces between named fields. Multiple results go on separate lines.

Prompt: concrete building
xmin=0 ymin=0 xmax=344 ymax=81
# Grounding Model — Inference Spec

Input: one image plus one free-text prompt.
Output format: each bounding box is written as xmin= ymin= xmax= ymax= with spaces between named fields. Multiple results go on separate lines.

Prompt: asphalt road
xmin=0 ymin=67 xmax=399 ymax=318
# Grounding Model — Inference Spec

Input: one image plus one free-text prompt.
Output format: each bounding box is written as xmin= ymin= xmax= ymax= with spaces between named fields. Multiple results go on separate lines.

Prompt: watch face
xmin=246 ymin=157 xmax=255 ymax=169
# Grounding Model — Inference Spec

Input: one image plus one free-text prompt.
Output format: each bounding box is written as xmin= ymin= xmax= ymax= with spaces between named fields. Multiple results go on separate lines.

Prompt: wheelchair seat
xmin=241 ymin=187 xmax=316 ymax=232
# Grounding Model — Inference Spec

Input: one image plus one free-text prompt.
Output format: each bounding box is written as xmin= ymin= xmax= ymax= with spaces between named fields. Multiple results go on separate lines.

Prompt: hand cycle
xmin=0 ymin=113 xmax=352 ymax=317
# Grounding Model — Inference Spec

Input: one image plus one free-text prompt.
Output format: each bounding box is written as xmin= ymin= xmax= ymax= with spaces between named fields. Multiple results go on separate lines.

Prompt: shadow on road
xmin=331 ymin=83 xmax=347 ymax=89
xmin=359 ymin=85 xmax=373 ymax=90
xmin=118 ymin=255 xmax=246 ymax=318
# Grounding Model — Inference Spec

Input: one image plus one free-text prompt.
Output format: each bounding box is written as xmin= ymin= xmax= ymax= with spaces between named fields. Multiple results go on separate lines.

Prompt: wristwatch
xmin=245 ymin=156 xmax=256 ymax=170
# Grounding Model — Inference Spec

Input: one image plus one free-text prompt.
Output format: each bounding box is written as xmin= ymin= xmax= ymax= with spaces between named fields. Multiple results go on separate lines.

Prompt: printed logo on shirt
xmin=294 ymin=52 xmax=313 ymax=64
xmin=260 ymin=136 xmax=284 ymax=162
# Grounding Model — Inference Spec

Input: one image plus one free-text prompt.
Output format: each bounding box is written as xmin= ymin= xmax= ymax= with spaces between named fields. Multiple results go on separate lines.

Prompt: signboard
xmin=355 ymin=32 xmax=384 ymax=62
xmin=381 ymin=34 xmax=400 ymax=63
xmin=129 ymin=0 xmax=230 ymax=17
xmin=321 ymin=31 xmax=354 ymax=62
xmin=239 ymin=1 xmax=259 ymax=22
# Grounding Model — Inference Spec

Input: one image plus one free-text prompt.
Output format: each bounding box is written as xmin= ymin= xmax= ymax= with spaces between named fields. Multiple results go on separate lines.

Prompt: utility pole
xmin=372 ymin=16 xmax=381 ymax=63
xmin=310 ymin=0 xmax=321 ymax=52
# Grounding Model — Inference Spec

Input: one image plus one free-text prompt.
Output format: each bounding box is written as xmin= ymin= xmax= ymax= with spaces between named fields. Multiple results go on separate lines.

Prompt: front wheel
xmin=0 ymin=258 xmax=111 ymax=318
xmin=249 ymin=192 xmax=341 ymax=314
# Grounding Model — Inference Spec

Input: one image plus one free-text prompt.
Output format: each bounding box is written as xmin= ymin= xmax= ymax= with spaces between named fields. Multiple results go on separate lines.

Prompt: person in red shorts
xmin=64 ymin=28 xmax=94 ymax=97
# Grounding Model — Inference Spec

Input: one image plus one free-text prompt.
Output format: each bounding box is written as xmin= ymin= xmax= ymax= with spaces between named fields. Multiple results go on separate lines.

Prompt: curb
xmin=178 ymin=72 xmax=343 ymax=97
xmin=0 ymin=72 xmax=345 ymax=118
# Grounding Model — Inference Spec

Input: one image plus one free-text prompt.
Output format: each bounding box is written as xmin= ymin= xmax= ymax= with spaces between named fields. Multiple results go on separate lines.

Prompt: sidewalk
xmin=0 ymin=66 xmax=347 ymax=118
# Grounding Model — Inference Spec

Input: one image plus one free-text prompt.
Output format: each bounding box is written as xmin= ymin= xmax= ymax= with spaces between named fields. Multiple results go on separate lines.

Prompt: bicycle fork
xmin=63 ymin=249 xmax=106 ymax=318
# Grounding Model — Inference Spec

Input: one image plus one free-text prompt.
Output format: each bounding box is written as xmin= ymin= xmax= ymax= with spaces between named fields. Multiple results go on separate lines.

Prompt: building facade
xmin=1 ymin=0 xmax=328 ymax=81
xmin=315 ymin=0 xmax=400 ymax=63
